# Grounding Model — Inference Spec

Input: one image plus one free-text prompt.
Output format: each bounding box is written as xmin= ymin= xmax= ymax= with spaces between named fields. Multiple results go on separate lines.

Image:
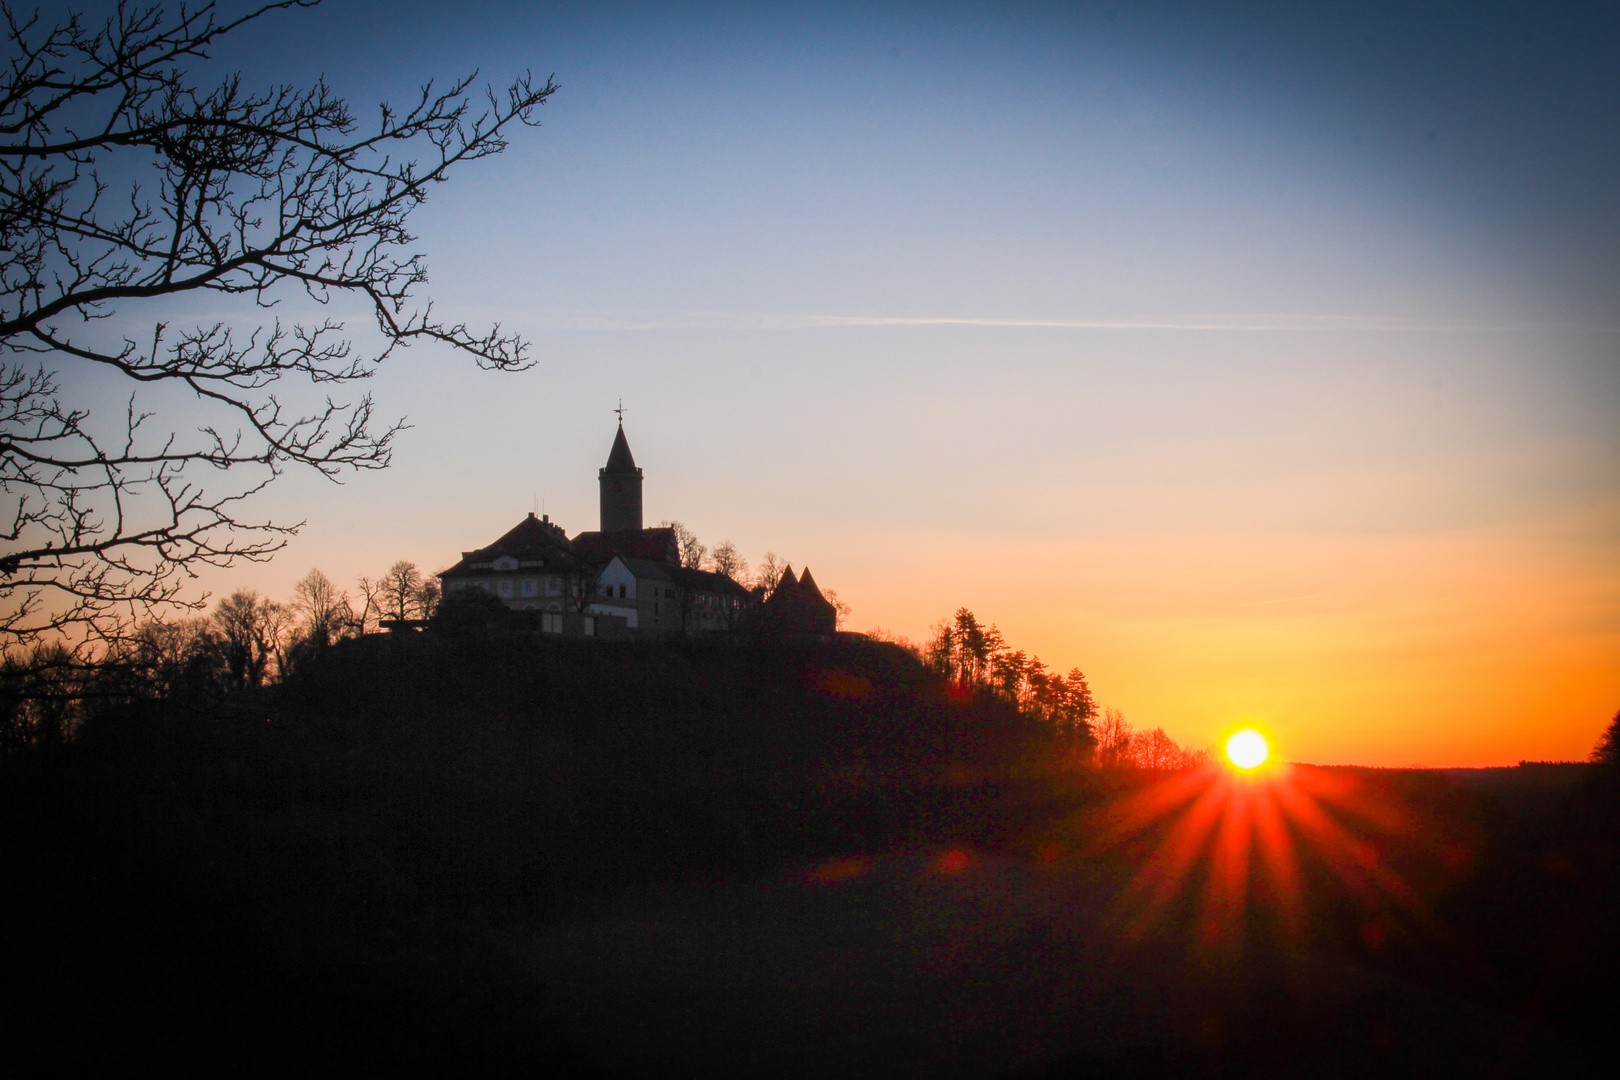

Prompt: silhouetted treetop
xmin=1593 ymin=708 xmax=1620 ymax=768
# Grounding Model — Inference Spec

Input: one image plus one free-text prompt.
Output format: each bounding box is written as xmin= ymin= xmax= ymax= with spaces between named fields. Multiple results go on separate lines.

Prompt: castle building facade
xmin=437 ymin=422 xmax=752 ymax=636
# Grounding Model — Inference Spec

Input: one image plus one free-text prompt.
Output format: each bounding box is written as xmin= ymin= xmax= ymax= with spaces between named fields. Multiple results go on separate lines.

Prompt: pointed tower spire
xmin=599 ymin=413 xmax=644 ymax=532
xmin=605 ymin=423 xmax=637 ymax=473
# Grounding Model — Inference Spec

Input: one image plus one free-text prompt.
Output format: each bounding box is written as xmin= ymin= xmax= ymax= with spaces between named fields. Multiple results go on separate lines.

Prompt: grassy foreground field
xmin=3 ymin=635 xmax=1615 ymax=1076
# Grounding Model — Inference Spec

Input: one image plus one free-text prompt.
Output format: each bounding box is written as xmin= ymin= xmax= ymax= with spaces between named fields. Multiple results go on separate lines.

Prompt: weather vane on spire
xmin=614 ymin=398 xmax=626 ymax=424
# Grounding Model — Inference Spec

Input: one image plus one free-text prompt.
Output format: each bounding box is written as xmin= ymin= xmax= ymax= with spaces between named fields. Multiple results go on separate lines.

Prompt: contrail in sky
xmin=506 ymin=309 xmax=1616 ymax=333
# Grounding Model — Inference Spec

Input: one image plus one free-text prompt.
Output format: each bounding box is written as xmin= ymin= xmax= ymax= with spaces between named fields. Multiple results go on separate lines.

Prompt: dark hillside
xmin=5 ymin=637 xmax=1616 ymax=1075
xmin=1 ymin=634 xmax=1071 ymax=1073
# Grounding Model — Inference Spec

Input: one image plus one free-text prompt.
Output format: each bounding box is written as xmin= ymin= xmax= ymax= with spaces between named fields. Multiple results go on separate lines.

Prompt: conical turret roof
xmin=768 ymin=564 xmax=801 ymax=603
xmin=603 ymin=423 xmax=638 ymax=473
xmin=798 ymin=567 xmax=831 ymax=607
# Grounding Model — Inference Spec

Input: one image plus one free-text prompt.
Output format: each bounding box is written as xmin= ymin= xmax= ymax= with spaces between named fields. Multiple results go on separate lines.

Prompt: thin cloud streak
xmin=1237 ymin=595 xmax=1321 ymax=607
xmin=504 ymin=309 xmax=1618 ymax=334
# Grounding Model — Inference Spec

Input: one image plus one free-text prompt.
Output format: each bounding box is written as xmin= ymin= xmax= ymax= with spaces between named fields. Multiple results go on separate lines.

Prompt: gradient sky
xmin=77 ymin=1 xmax=1619 ymax=765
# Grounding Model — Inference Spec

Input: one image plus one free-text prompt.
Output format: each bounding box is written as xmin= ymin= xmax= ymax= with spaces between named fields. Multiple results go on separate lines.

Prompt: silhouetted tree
xmin=1026 ymin=666 xmax=1096 ymax=747
xmin=125 ymin=616 xmax=226 ymax=699
xmin=376 ymin=561 xmax=434 ymax=622
xmin=1593 ymin=708 xmax=1620 ymax=768
xmin=1136 ymin=727 xmax=1180 ymax=770
xmin=928 ymin=609 xmax=1003 ymax=687
xmin=0 ymin=1 xmax=553 ymax=664
xmin=660 ymin=521 xmax=706 ymax=570
xmin=355 ymin=575 xmax=383 ymax=634
xmin=752 ymin=552 xmax=786 ymax=597
xmin=821 ymin=587 xmax=851 ymax=631
xmin=211 ymin=589 xmax=282 ymax=690
xmin=696 ymin=542 xmax=754 ymax=638
xmin=1093 ymin=706 xmax=1134 ymax=769
xmin=0 ymin=640 xmax=87 ymax=753
xmin=1573 ymin=707 xmax=1620 ymax=836
xmin=415 ymin=576 xmax=441 ymax=620
xmin=708 ymin=541 xmax=747 ymax=582
xmin=291 ymin=569 xmax=354 ymax=650
xmin=991 ymin=649 xmax=1034 ymax=700
xmin=558 ymin=556 xmax=604 ymax=615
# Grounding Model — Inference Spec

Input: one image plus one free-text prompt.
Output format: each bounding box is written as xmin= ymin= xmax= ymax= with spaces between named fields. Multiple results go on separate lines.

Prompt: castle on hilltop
xmin=438 ymin=420 xmax=836 ymax=638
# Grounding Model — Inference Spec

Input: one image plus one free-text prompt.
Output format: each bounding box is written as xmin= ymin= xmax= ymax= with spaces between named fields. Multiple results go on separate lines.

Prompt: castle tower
xmin=598 ymin=422 xmax=644 ymax=533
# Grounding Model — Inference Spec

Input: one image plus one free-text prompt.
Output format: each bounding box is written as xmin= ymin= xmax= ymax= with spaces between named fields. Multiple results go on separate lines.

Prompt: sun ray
xmin=1082 ymin=750 xmax=1458 ymax=951
xmin=1119 ymin=780 xmax=1229 ymax=937
xmin=1249 ymin=781 xmax=1305 ymax=938
xmin=1200 ymin=781 xmax=1254 ymax=944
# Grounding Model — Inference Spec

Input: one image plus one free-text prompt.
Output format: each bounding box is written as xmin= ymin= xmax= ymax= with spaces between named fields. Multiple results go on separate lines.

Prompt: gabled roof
xmin=438 ymin=512 xmax=587 ymax=578
xmin=614 ymin=555 xmax=676 ymax=584
xmin=603 ymin=423 xmax=639 ymax=473
xmin=572 ymin=526 xmax=678 ymax=566
xmin=485 ymin=513 xmax=571 ymax=555
xmin=671 ymin=564 xmax=754 ymax=598
xmin=612 ymin=556 xmax=753 ymax=598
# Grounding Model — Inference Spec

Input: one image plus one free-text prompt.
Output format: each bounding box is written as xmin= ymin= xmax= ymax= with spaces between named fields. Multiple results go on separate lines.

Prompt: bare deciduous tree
xmin=211 ymin=588 xmax=282 ymax=689
xmin=377 ymin=560 xmax=429 ymax=622
xmin=707 ymin=540 xmax=745 ymax=582
xmin=752 ymin=551 xmax=785 ymax=597
xmin=1135 ymin=727 xmax=1180 ymax=771
xmin=0 ymin=1 xmax=553 ymax=662
xmin=1092 ymin=706 xmax=1134 ymax=769
xmin=126 ymin=615 xmax=224 ymax=697
xmin=659 ymin=520 xmax=705 ymax=570
xmin=709 ymin=540 xmax=745 ymax=582
xmin=821 ymin=586 xmax=850 ymax=631
xmin=354 ymin=574 xmax=381 ymax=634
xmin=291 ymin=567 xmax=352 ymax=648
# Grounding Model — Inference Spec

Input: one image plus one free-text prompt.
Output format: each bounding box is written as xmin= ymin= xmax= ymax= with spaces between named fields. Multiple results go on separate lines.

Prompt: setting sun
xmin=1225 ymin=730 xmax=1270 ymax=770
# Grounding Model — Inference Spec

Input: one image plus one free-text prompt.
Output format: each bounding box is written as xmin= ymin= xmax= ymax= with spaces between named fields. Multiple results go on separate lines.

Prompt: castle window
xmin=521 ymin=578 xmax=537 ymax=597
xmin=619 ymin=584 xmax=627 ymax=598
xmin=497 ymin=579 xmax=513 ymax=598
xmin=542 ymin=613 xmax=563 ymax=634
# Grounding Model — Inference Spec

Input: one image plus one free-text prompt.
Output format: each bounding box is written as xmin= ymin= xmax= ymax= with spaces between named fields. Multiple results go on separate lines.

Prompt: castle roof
xmin=438 ymin=512 xmax=587 ymax=578
xmin=614 ymin=556 xmax=752 ymax=598
xmin=768 ymin=564 xmax=801 ymax=604
xmin=797 ymin=567 xmax=829 ymax=604
xmin=485 ymin=512 xmax=570 ymax=554
xmin=759 ymin=563 xmax=836 ymax=635
xmin=572 ymin=526 xmax=678 ymax=566
xmin=603 ymin=423 xmax=639 ymax=474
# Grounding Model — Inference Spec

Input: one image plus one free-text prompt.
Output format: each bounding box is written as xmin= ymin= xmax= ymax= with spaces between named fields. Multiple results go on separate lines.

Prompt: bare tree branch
xmin=0 ymin=1 xmax=555 ymax=663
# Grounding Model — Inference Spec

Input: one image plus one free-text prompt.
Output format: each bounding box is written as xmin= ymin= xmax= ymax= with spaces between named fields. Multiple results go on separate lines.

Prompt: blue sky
xmin=74 ymin=0 xmax=1620 ymax=763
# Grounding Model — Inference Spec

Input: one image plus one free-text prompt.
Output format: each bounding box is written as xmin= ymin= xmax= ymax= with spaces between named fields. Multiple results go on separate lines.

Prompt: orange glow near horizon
xmin=831 ymin=518 xmax=1620 ymax=766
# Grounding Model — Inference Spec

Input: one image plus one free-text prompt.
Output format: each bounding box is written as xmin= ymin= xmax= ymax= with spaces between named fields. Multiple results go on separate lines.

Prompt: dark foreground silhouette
xmin=3 ymin=635 xmax=1615 ymax=1076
